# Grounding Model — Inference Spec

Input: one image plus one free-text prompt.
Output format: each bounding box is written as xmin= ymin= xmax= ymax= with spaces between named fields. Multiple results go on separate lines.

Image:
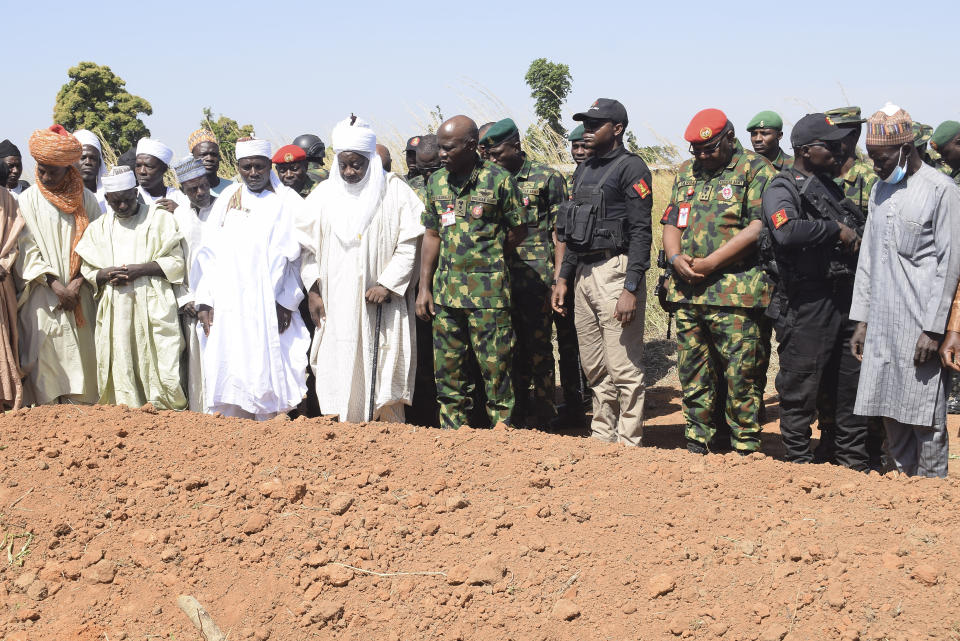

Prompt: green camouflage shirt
xmin=297 ymin=175 xmax=320 ymax=199
xmin=661 ymin=141 xmax=775 ymax=308
xmin=423 ymin=157 xmax=530 ymax=309
xmin=931 ymin=157 xmax=960 ymax=185
xmin=771 ymin=149 xmax=793 ymax=172
xmin=405 ymin=174 xmax=426 ymax=193
xmin=307 ymin=167 xmax=329 ymax=184
xmin=834 ymin=158 xmax=877 ymax=217
xmin=511 ymin=156 xmax=568 ymax=268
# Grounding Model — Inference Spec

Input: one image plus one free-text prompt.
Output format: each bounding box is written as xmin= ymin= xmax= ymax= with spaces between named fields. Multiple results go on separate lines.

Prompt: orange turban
xmin=27 ymin=124 xmax=89 ymax=327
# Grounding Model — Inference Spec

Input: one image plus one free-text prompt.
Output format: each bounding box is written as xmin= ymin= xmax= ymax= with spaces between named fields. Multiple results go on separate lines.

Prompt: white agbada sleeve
xmin=376 ymin=180 xmax=424 ymax=296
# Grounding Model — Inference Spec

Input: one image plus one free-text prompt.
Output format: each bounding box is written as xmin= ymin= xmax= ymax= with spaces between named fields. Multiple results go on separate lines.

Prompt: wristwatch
xmin=624 ymin=279 xmax=638 ymax=293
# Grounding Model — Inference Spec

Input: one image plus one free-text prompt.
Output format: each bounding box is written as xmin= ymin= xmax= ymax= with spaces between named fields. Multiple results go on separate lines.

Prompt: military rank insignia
xmin=771 ymin=208 xmax=789 ymax=229
xmin=632 ymin=179 xmax=651 ymax=199
xmin=471 ymin=205 xmax=484 ymax=219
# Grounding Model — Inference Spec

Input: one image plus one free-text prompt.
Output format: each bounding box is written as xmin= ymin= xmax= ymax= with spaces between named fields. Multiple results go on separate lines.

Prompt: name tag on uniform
xmin=677 ymin=203 xmax=691 ymax=229
xmin=441 ymin=204 xmax=456 ymax=227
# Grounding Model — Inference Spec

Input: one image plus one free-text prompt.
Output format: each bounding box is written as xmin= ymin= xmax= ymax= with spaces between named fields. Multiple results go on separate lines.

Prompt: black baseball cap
xmin=790 ymin=113 xmax=848 ymax=148
xmin=572 ymin=98 xmax=629 ymax=126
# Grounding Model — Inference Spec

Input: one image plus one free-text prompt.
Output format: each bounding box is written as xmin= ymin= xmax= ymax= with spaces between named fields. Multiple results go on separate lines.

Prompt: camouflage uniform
xmin=307 ymin=166 xmax=329 ymax=185
xmin=508 ymin=156 xmax=568 ymax=426
xmin=297 ymin=175 xmax=320 ymax=199
xmin=771 ymin=149 xmax=793 ymax=172
xmin=662 ymin=141 xmax=776 ymax=451
xmin=932 ymin=158 xmax=960 ymax=186
xmin=406 ymin=173 xmax=426 ymax=194
xmin=834 ymin=158 xmax=877 ymax=218
xmin=422 ymin=156 xmax=530 ymax=429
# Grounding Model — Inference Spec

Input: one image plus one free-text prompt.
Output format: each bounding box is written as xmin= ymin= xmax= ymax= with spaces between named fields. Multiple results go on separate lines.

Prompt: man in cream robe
xmin=16 ymin=125 xmax=101 ymax=405
xmin=299 ymin=117 xmax=424 ymax=422
xmin=193 ymin=138 xmax=309 ymax=420
xmin=75 ymin=167 xmax=187 ymax=410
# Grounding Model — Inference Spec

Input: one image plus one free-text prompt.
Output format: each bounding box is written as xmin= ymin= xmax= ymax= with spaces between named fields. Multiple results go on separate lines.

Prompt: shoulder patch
xmin=661 ymin=204 xmax=673 ymax=224
xmin=771 ymin=208 xmax=789 ymax=229
xmin=632 ymin=178 xmax=651 ymax=199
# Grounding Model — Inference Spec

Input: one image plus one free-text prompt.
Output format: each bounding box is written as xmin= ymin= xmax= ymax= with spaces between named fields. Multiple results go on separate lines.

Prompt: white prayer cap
xmin=136 ymin=138 xmax=174 ymax=166
xmin=236 ymin=138 xmax=272 ymax=160
xmin=331 ymin=116 xmax=377 ymax=154
xmin=73 ymin=129 xmax=102 ymax=153
xmin=102 ymin=166 xmax=137 ymax=193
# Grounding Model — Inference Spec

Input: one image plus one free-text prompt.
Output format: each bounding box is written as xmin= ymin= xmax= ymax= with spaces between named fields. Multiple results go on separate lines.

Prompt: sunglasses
xmin=689 ymin=136 xmax=726 ymax=156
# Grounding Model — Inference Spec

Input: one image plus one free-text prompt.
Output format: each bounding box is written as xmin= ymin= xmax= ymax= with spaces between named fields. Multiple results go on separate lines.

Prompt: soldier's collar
xmin=725 ymin=140 xmax=744 ymax=170
xmin=515 ymin=155 xmax=533 ymax=179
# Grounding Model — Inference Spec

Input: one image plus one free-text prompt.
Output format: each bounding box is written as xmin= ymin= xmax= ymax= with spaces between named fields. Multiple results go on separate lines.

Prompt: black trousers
xmin=774 ymin=280 xmax=869 ymax=471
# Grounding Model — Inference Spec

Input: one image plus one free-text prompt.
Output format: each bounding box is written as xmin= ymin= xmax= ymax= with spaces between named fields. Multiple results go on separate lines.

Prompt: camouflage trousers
xmin=675 ymin=304 xmax=765 ymax=451
xmin=433 ymin=305 xmax=515 ymax=430
xmin=509 ymin=260 xmax=556 ymax=426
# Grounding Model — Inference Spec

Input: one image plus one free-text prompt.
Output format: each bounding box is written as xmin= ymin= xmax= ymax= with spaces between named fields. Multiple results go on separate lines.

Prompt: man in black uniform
xmin=550 ymin=98 xmax=653 ymax=446
xmin=761 ymin=114 xmax=868 ymax=470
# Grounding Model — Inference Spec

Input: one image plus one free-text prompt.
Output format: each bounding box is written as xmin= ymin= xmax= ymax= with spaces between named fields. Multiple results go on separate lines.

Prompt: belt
xmin=578 ymin=250 xmax=620 ymax=265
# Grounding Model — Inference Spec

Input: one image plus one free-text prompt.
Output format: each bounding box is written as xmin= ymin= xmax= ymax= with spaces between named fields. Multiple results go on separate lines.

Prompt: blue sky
xmin=4 ymin=0 xmax=956 ymax=173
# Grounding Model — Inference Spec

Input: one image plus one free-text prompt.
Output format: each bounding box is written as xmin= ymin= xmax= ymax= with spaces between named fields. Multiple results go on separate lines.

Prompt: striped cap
xmin=865 ymin=104 xmax=914 ymax=146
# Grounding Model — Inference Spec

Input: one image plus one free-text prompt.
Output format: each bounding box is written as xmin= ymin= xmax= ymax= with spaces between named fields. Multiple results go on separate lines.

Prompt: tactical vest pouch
xmin=560 ymin=154 xmax=630 ymax=250
xmin=558 ymin=200 xmax=597 ymax=245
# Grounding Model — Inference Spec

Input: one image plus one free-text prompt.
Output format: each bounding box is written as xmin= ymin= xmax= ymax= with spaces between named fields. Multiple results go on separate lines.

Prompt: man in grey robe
xmin=850 ymin=104 xmax=960 ymax=478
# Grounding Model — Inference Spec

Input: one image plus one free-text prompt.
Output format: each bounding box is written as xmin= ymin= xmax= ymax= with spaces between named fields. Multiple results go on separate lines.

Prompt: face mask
xmin=883 ymin=147 xmax=907 ymax=184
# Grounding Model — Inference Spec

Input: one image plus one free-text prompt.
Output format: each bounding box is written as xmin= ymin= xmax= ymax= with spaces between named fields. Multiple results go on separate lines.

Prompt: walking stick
xmin=368 ymin=302 xmax=383 ymax=421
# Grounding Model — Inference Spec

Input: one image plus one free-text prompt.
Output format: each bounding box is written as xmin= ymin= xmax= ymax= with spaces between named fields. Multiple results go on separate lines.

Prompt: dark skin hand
xmin=551 ymin=278 xmax=568 ymax=316
xmin=180 ymin=302 xmax=197 ymax=318
xmin=940 ymin=330 xmax=960 ymax=371
xmin=47 ymin=275 xmax=85 ymax=311
xmin=851 ymin=322 xmax=867 ymax=361
xmin=307 ymin=282 xmax=326 ymax=328
xmin=365 ymin=284 xmax=391 ymax=305
xmin=850 ymin=322 xmax=940 ymax=366
xmin=95 ymin=261 xmax=164 ymax=288
xmin=662 ymin=220 xmax=763 ymax=285
xmin=914 ymin=331 xmax=942 ymax=367
xmin=416 ymin=230 xmax=441 ymax=320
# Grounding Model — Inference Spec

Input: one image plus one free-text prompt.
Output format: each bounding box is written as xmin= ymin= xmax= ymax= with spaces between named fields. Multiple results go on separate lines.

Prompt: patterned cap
xmin=479 ymin=118 xmax=520 ymax=147
xmin=172 ymin=155 xmax=207 ymax=184
xmin=568 ymin=124 xmax=585 ymax=142
xmin=187 ymin=128 xmax=218 ymax=152
xmin=824 ymin=106 xmax=865 ymax=126
xmin=865 ymin=104 xmax=914 ymax=146
xmin=746 ymin=110 xmax=783 ymax=131
xmin=912 ymin=122 xmax=933 ymax=147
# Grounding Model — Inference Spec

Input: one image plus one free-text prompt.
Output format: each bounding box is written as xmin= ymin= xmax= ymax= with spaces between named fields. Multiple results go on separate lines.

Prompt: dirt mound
xmin=0 ymin=404 xmax=958 ymax=641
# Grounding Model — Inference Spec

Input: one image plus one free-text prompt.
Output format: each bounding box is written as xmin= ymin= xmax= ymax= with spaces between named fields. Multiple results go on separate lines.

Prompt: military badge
xmin=699 ymin=127 xmax=712 ymax=140
xmin=661 ymin=204 xmax=673 ymax=224
xmin=720 ymin=185 xmax=733 ymax=200
xmin=771 ymin=208 xmax=789 ymax=229
xmin=411 ymin=136 xmax=420 ymax=146
xmin=283 ymin=152 xmax=294 ymax=162
xmin=825 ymin=116 xmax=834 ymax=126
xmin=471 ymin=205 xmax=484 ymax=218
xmin=686 ymin=186 xmax=695 ymax=197
xmin=632 ymin=179 xmax=651 ymax=199
xmin=522 ymin=196 xmax=530 ymax=207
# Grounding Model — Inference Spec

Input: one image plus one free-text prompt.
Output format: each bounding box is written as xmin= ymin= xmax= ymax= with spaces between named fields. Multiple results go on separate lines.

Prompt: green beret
xmin=912 ymin=122 xmax=932 ymax=147
xmin=746 ymin=110 xmax=783 ymax=131
xmin=824 ymin=106 xmax=865 ymax=126
xmin=932 ymin=121 xmax=960 ymax=149
xmin=568 ymin=124 xmax=585 ymax=142
xmin=479 ymin=118 xmax=519 ymax=147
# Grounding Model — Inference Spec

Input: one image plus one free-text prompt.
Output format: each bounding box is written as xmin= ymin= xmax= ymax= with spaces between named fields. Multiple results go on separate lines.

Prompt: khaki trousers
xmin=573 ymin=254 xmax=646 ymax=445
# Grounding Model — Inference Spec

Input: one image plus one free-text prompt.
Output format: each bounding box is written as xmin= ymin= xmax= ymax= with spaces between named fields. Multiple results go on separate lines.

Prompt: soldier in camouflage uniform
xmin=746 ymin=110 xmax=793 ymax=171
xmin=416 ymin=115 xmax=532 ymax=429
xmin=292 ymin=134 xmax=329 ymax=186
xmin=661 ymin=108 xmax=776 ymax=454
xmin=931 ymin=121 xmax=960 ymax=186
xmin=272 ymin=144 xmax=320 ymax=198
xmin=483 ymin=118 xmax=569 ymax=427
xmin=824 ymin=107 xmax=878 ymax=218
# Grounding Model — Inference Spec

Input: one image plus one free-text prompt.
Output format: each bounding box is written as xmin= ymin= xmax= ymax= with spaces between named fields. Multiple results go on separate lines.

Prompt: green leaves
xmin=524 ymin=58 xmax=572 ymax=137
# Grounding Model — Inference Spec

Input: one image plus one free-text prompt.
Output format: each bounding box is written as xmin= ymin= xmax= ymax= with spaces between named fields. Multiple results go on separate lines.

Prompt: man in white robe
xmin=75 ymin=167 xmax=187 ymax=410
xmin=135 ymin=138 xmax=186 ymax=210
xmin=850 ymin=105 xmax=960 ymax=477
xmin=193 ymin=138 xmax=309 ymax=420
xmin=15 ymin=125 xmax=100 ymax=404
xmin=172 ymin=155 xmax=217 ymax=411
xmin=298 ymin=117 xmax=424 ymax=423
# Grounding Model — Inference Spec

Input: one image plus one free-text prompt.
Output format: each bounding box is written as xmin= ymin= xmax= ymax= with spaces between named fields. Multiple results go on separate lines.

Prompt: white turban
xmin=136 ymin=138 xmax=174 ymax=166
xmin=73 ymin=129 xmax=106 ymax=190
xmin=324 ymin=116 xmax=385 ymax=244
xmin=331 ymin=117 xmax=377 ymax=154
xmin=102 ymin=166 xmax=137 ymax=193
xmin=73 ymin=129 xmax=102 ymax=153
xmin=236 ymin=138 xmax=272 ymax=160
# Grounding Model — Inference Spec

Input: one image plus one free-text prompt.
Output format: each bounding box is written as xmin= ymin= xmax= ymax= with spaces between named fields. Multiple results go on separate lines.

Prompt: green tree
xmin=524 ymin=58 xmax=572 ymax=136
xmin=200 ymin=107 xmax=254 ymax=169
xmin=53 ymin=62 xmax=152 ymax=153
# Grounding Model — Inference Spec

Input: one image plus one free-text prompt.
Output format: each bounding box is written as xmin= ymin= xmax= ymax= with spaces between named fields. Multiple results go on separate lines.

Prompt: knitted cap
xmin=865 ymin=103 xmax=913 ymax=146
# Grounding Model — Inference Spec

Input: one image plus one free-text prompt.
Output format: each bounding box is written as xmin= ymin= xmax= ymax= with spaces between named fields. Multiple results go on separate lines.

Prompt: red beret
xmin=272 ymin=144 xmax=306 ymax=164
xmin=684 ymin=108 xmax=728 ymax=143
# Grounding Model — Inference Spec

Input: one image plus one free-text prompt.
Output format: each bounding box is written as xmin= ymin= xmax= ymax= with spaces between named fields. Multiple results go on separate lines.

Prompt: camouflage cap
xmin=568 ymin=124 xmax=585 ymax=142
xmin=746 ymin=110 xmax=783 ymax=131
xmin=912 ymin=122 xmax=933 ymax=147
xmin=824 ymin=106 xmax=866 ymax=126
xmin=479 ymin=118 xmax=519 ymax=147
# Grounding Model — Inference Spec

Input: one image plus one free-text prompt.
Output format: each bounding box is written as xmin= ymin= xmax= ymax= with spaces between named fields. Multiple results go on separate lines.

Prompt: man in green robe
xmin=75 ymin=167 xmax=187 ymax=410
